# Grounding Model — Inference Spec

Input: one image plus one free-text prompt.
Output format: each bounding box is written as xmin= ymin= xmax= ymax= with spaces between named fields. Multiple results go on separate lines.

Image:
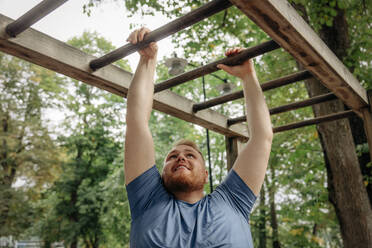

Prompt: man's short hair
xmin=172 ymin=139 xmax=204 ymax=162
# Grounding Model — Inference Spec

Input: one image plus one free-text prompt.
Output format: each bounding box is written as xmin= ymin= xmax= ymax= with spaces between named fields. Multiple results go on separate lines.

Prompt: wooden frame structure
xmin=1 ymin=0 xmax=371 ymax=167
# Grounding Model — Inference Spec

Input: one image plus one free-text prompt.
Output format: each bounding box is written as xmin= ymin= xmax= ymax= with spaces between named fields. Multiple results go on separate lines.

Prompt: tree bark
xmin=292 ymin=3 xmax=372 ymax=247
xmin=258 ymin=183 xmax=267 ymax=248
xmin=348 ymin=114 xmax=372 ymax=206
xmin=70 ymin=240 xmax=77 ymax=248
xmin=269 ymin=164 xmax=281 ymax=248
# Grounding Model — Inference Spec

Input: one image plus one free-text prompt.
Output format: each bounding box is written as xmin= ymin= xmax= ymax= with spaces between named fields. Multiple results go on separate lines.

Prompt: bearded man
xmin=124 ymin=28 xmax=273 ymax=248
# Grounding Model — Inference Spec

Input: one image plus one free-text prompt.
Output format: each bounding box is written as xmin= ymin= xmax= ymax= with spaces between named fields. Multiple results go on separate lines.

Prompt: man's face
xmin=162 ymin=145 xmax=208 ymax=193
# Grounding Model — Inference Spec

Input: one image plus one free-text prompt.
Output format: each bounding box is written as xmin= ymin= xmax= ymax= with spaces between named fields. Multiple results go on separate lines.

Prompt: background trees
xmin=0 ymin=0 xmax=370 ymax=247
xmin=0 ymin=53 xmax=64 ymax=237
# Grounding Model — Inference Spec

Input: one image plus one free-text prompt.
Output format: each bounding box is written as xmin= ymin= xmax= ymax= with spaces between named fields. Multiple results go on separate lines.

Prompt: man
xmin=124 ymin=27 xmax=273 ymax=247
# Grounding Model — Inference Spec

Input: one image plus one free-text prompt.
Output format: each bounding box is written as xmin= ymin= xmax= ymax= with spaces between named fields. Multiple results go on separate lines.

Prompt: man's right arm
xmin=125 ymin=28 xmax=157 ymax=185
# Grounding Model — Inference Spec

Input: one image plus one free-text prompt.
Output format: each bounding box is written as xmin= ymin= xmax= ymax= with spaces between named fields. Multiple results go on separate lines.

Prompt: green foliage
xmin=0 ymin=187 xmax=35 ymax=237
xmin=26 ymin=32 xmax=129 ymax=247
xmin=4 ymin=0 xmax=369 ymax=247
xmin=99 ymin=164 xmax=131 ymax=247
xmin=69 ymin=31 xmax=132 ymax=72
xmin=0 ymin=53 xmax=64 ymax=237
xmin=289 ymin=0 xmax=372 ymax=89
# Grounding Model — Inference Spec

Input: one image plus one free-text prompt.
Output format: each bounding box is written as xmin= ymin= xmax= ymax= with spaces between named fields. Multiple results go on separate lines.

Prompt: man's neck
xmin=173 ymin=190 xmax=204 ymax=204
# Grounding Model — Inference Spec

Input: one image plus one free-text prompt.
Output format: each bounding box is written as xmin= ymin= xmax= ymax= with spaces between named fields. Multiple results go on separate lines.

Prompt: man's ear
xmin=204 ymin=170 xmax=209 ymax=184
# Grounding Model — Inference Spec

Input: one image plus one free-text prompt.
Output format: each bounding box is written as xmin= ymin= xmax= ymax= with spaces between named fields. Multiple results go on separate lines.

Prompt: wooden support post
xmin=225 ymin=137 xmax=245 ymax=171
xmin=361 ymin=90 xmax=372 ymax=161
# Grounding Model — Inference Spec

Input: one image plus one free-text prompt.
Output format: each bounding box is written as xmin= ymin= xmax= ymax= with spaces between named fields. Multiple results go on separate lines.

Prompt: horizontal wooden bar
xmin=227 ymin=92 xmax=337 ymax=125
xmin=270 ymin=92 xmax=337 ymax=115
xmin=89 ymin=0 xmax=232 ymax=70
xmin=193 ymin=70 xmax=311 ymax=112
xmin=0 ymin=14 xmax=249 ymax=140
xmin=273 ymin=110 xmax=355 ymax=133
xmin=230 ymin=0 xmax=368 ymax=112
xmin=155 ymin=40 xmax=280 ymax=93
xmin=5 ymin=0 xmax=69 ymax=37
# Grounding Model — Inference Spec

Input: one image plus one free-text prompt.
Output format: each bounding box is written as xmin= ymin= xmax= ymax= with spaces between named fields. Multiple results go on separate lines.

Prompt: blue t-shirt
xmin=126 ymin=165 xmax=257 ymax=248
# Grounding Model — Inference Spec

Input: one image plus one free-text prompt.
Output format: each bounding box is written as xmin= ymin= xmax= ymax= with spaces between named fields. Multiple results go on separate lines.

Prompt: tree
xmin=0 ymin=53 xmax=64 ymax=237
xmin=29 ymin=32 xmax=129 ymax=248
xmin=290 ymin=1 xmax=372 ymax=246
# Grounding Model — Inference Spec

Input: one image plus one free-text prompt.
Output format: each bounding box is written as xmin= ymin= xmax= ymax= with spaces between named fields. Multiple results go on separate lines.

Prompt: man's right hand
xmin=127 ymin=27 xmax=158 ymax=61
xmin=124 ymin=27 xmax=157 ymax=185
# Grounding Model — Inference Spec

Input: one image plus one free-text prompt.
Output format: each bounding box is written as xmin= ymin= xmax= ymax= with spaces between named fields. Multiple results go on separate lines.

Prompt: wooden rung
xmin=154 ymin=40 xmax=280 ymax=93
xmin=272 ymin=110 xmax=355 ymax=133
xmin=227 ymin=92 xmax=338 ymax=125
xmin=193 ymin=70 xmax=312 ymax=112
xmin=89 ymin=0 xmax=232 ymax=71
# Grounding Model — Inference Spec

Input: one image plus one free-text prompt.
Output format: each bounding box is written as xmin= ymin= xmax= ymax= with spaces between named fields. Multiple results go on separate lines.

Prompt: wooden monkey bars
xmin=0 ymin=0 xmax=370 ymax=145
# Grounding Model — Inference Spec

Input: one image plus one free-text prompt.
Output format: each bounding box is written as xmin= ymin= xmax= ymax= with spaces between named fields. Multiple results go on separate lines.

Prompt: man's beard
xmin=162 ymin=172 xmax=205 ymax=194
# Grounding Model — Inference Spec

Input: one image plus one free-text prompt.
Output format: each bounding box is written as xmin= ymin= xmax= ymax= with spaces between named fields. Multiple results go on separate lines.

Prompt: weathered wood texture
xmin=230 ymin=0 xmax=368 ymax=112
xmin=0 ymin=14 xmax=249 ymax=139
xmin=225 ymin=137 xmax=245 ymax=171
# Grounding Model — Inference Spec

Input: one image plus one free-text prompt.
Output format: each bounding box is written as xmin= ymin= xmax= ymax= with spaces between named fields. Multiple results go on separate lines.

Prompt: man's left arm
xmin=218 ymin=48 xmax=273 ymax=196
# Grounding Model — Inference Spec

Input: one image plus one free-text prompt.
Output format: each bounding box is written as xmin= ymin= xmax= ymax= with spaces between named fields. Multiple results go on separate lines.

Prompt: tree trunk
xmin=70 ymin=240 xmax=77 ymax=248
xmin=348 ymin=114 xmax=372 ymax=206
xmin=292 ymin=3 xmax=372 ymax=247
xmin=269 ymin=164 xmax=281 ymax=248
xmin=258 ymin=183 xmax=267 ymax=248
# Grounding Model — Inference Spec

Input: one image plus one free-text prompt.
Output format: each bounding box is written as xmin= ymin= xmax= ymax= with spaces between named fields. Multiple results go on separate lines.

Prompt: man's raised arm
xmin=217 ymin=48 xmax=273 ymax=196
xmin=124 ymin=28 xmax=157 ymax=185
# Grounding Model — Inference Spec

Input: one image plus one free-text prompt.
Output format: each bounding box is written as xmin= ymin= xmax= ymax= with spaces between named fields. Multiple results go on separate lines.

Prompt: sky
xmin=0 ymin=0 xmax=175 ymax=70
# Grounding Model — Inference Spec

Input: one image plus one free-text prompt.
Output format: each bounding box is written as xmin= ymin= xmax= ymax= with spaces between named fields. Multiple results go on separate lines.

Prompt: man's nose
xmin=177 ymin=154 xmax=186 ymax=161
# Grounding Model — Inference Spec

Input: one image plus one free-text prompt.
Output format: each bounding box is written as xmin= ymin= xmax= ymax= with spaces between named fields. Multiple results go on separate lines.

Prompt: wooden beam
xmin=0 ymin=14 xmax=249 ymax=140
xmin=230 ymin=0 xmax=368 ymax=112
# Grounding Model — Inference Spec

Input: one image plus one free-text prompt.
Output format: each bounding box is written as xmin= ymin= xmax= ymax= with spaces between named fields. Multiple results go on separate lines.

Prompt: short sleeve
xmin=126 ymin=165 xmax=168 ymax=220
xmin=212 ymin=169 xmax=257 ymax=221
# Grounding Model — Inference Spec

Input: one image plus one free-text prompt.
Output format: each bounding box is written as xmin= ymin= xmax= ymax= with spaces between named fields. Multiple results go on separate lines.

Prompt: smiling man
xmin=124 ymin=28 xmax=273 ymax=248
xmin=162 ymin=140 xmax=208 ymax=204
